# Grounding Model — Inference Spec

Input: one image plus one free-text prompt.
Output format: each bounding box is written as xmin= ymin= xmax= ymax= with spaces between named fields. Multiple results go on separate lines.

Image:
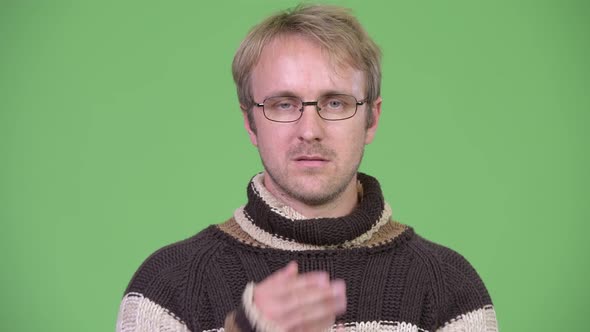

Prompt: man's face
xmin=244 ymin=35 xmax=381 ymax=209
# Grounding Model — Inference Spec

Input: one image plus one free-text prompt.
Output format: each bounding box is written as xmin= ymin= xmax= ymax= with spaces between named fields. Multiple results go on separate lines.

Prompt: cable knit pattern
xmin=116 ymin=173 xmax=498 ymax=332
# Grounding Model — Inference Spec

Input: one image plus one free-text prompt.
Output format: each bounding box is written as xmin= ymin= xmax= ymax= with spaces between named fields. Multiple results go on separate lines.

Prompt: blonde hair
xmin=232 ymin=4 xmax=382 ymax=129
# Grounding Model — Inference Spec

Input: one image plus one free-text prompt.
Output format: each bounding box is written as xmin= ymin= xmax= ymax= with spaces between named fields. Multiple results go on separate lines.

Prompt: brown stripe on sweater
xmin=217 ymin=217 xmax=408 ymax=250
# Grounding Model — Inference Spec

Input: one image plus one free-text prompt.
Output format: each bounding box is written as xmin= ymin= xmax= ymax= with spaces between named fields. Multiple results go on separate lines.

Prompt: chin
xmin=288 ymin=180 xmax=348 ymax=206
xmin=264 ymin=163 xmax=356 ymax=205
xmin=290 ymin=190 xmax=337 ymax=206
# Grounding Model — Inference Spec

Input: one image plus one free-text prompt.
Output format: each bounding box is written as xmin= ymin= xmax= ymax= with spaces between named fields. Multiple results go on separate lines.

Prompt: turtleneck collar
xmin=233 ymin=172 xmax=393 ymax=251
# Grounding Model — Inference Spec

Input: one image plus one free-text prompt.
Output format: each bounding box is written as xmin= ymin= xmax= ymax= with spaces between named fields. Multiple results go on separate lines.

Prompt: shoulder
xmin=124 ymin=224 xmax=227 ymax=295
xmin=405 ymin=232 xmax=497 ymax=329
xmin=408 ymin=234 xmax=486 ymax=282
xmin=407 ymin=233 xmax=491 ymax=300
xmin=117 ymin=225 xmax=231 ymax=331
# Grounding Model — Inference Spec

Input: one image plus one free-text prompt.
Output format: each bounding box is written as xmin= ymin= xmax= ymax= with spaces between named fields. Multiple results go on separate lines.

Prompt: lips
xmin=294 ymin=155 xmax=329 ymax=162
xmin=293 ymin=155 xmax=330 ymax=168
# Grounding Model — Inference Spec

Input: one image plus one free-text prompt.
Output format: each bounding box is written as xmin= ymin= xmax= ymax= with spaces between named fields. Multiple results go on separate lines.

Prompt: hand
xmin=252 ymin=261 xmax=347 ymax=332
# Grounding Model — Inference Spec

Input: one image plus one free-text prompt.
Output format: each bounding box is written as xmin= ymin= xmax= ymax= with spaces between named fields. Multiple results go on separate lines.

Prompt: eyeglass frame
xmin=253 ymin=94 xmax=367 ymax=123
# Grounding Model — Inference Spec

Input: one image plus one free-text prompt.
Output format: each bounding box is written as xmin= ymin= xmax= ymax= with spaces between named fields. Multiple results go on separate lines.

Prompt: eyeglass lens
xmin=262 ymin=94 xmax=359 ymax=122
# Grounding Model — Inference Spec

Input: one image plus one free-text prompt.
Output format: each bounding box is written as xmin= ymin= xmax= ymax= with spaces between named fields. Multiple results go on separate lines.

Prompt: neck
xmin=262 ymin=172 xmax=359 ymax=218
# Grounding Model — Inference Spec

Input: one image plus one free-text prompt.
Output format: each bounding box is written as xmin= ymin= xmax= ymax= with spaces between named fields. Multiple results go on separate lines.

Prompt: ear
xmin=364 ymin=96 xmax=382 ymax=144
xmin=241 ymin=105 xmax=258 ymax=146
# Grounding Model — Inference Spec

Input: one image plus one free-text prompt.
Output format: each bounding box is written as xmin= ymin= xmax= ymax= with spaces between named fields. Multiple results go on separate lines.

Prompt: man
xmin=116 ymin=4 xmax=497 ymax=332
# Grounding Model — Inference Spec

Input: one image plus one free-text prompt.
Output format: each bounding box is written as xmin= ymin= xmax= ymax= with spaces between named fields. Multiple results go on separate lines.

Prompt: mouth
xmin=293 ymin=155 xmax=330 ymax=167
xmin=295 ymin=155 xmax=328 ymax=161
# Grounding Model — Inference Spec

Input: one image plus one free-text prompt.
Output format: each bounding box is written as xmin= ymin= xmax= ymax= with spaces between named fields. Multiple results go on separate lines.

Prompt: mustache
xmin=288 ymin=143 xmax=336 ymax=159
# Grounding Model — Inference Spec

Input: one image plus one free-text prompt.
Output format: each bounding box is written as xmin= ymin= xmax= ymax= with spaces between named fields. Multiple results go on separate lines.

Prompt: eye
xmin=328 ymin=99 xmax=343 ymax=109
xmin=322 ymin=96 xmax=350 ymax=111
xmin=268 ymin=97 xmax=300 ymax=112
xmin=277 ymin=101 xmax=296 ymax=110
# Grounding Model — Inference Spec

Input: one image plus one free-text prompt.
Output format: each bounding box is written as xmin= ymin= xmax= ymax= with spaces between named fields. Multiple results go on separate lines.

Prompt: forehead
xmin=250 ymin=34 xmax=364 ymax=99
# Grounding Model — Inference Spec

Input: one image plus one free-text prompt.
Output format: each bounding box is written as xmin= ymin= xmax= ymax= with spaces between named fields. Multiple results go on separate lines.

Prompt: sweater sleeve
xmin=223 ymin=307 xmax=254 ymax=332
xmin=223 ymin=282 xmax=278 ymax=332
xmin=116 ymin=291 xmax=191 ymax=332
xmin=116 ymin=241 xmax=194 ymax=332
xmin=435 ymin=246 xmax=498 ymax=332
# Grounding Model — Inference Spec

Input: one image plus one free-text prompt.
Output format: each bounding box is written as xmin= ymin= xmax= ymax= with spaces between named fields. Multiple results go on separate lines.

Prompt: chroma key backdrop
xmin=1 ymin=0 xmax=588 ymax=331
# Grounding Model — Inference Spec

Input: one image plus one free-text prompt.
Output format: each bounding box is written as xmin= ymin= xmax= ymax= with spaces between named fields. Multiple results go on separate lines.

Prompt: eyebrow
xmin=263 ymin=90 xmax=353 ymax=100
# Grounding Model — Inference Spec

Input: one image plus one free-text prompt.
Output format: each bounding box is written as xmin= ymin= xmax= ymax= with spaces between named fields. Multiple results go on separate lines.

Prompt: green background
xmin=1 ymin=0 xmax=588 ymax=330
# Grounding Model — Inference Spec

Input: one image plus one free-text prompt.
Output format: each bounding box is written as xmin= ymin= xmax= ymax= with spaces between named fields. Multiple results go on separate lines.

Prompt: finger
xmin=259 ymin=276 xmax=347 ymax=331
xmin=287 ymin=271 xmax=330 ymax=293
xmin=330 ymin=279 xmax=347 ymax=314
xmin=280 ymin=274 xmax=344 ymax=312
xmin=252 ymin=262 xmax=300 ymax=316
xmin=272 ymin=261 xmax=299 ymax=281
xmin=282 ymin=261 xmax=298 ymax=277
xmin=262 ymin=270 xmax=328 ymax=305
xmin=258 ymin=261 xmax=298 ymax=292
xmin=295 ymin=281 xmax=345 ymax=315
xmin=282 ymin=294 xmax=337 ymax=332
xmin=275 ymin=272 xmax=328 ymax=306
xmin=279 ymin=282 xmax=345 ymax=327
xmin=289 ymin=279 xmax=346 ymax=326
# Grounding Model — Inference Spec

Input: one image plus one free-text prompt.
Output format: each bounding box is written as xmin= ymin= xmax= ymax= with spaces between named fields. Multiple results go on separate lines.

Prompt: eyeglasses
xmin=254 ymin=94 xmax=366 ymax=123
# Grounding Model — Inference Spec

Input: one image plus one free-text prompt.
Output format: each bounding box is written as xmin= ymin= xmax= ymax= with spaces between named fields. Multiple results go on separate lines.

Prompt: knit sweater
xmin=116 ymin=173 xmax=498 ymax=331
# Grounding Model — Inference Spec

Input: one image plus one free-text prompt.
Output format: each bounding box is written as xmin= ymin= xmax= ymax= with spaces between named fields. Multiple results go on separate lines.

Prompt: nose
xmin=295 ymin=104 xmax=326 ymax=142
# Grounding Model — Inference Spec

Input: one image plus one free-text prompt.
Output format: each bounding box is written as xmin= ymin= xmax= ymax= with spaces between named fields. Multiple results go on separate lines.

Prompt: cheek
xmin=334 ymin=123 xmax=367 ymax=147
xmin=340 ymin=130 xmax=368 ymax=162
xmin=256 ymin=129 xmax=289 ymax=161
